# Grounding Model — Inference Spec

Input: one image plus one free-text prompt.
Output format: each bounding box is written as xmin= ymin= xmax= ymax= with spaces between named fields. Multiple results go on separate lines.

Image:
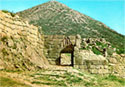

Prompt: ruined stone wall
xmin=0 ymin=11 xmax=49 ymax=70
xmin=43 ymin=34 xmax=124 ymax=76
xmin=74 ymin=50 xmax=109 ymax=74
xmin=108 ymin=54 xmax=125 ymax=77
xmin=76 ymin=52 xmax=125 ymax=76
xmin=81 ymin=38 xmax=114 ymax=57
xmin=44 ymin=35 xmax=110 ymax=74
xmin=74 ymin=36 xmax=124 ymax=76
xmin=44 ymin=35 xmax=75 ymax=65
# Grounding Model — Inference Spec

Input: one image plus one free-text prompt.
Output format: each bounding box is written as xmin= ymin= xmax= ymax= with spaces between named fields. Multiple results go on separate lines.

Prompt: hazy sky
xmin=0 ymin=0 xmax=124 ymax=35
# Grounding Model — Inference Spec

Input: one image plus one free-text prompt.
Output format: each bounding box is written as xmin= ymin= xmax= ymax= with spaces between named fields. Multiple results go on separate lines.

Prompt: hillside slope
xmin=17 ymin=1 xmax=124 ymax=53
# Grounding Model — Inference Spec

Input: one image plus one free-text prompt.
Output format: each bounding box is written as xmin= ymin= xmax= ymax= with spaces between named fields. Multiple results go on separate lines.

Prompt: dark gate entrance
xmin=59 ymin=44 xmax=74 ymax=66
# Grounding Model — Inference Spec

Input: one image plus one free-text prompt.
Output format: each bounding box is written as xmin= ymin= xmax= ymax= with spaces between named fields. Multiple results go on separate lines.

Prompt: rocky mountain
xmin=17 ymin=1 xmax=124 ymax=54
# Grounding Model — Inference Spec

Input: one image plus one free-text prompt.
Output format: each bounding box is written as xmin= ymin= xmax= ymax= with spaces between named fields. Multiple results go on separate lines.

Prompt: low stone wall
xmin=108 ymin=54 xmax=125 ymax=77
xmin=44 ymin=35 xmax=110 ymax=74
xmin=0 ymin=11 xmax=49 ymax=70
xmin=74 ymin=49 xmax=109 ymax=74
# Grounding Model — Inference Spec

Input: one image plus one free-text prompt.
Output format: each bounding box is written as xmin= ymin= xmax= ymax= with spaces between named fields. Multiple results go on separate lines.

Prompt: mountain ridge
xmin=17 ymin=1 xmax=123 ymax=35
xmin=17 ymin=1 xmax=124 ymax=53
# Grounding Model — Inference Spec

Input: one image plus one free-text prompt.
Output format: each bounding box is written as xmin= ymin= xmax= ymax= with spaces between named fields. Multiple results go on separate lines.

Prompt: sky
xmin=0 ymin=0 xmax=124 ymax=35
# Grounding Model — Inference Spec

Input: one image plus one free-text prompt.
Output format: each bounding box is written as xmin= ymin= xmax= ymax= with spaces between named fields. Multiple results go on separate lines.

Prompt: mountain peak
xmin=17 ymin=1 xmax=124 ymax=52
xmin=41 ymin=1 xmax=69 ymax=9
xmin=47 ymin=1 xmax=64 ymax=4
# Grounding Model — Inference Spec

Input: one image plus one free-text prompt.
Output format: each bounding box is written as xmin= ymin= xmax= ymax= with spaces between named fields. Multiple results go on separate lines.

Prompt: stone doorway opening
xmin=59 ymin=44 xmax=74 ymax=66
xmin=60 ymin=53 xmax=73 ymax=66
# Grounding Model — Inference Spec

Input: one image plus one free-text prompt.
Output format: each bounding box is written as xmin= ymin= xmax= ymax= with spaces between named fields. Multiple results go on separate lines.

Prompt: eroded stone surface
xmin=0 ymin=11 xmax=49 ymax=70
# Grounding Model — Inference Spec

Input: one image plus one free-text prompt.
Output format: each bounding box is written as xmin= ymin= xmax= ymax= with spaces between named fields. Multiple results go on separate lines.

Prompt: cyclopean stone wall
xmin=44 ymin=35 xmax=75 ymax=65
xmin=108 ymin=54 xmax=125 ymax=78
xmin=74 ymin=50 xmax=109 ymax=74
xmin=0 ymin=11 xmax=49 ymax=70
xmin=44 ymin=34 xmax=125 ymax=76
xmin=0 ymin=11 xmax=124 ymax=76
xmin=73 ymin=35 xmax=109 ymax=74
xmin=44 ymin=35 xmax=110 ymax=74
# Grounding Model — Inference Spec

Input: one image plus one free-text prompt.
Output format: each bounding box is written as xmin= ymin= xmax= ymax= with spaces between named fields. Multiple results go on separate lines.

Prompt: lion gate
xmin=44 ymin=35 xmax=81 ymax=66
xmin=43 ymin=35 xmax=110 ymax=74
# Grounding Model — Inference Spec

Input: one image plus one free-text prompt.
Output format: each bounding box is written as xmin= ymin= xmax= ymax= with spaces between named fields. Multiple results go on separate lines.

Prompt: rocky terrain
xmin=17 ymin=1 xmax=124 ymax=54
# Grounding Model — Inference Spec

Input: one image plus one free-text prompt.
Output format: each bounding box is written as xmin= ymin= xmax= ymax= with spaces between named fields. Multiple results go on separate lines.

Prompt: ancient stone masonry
xmin=44 ymin=34 xmax=124 ymax=75
xmin=108 ymin=54 xmax=125 ymax=78
xmin=73 ymin=35 xmax=109 ymax=74
xmin=44 ymin=35 xmax=109 ymax=74
xmin=81 ymin=38 xmax=113 ymax=57
xmin=44 ymin=35 xmax=75 ymax=65
xmin=0 ymin=11 xmax=49 ymax=70
xmin=44 ymin=34 xmax=125 ymax=76
xmin=74 ymin=50 xmax=109 ymax=74
xmin=0 ymin=11 xmax=124 ymax=77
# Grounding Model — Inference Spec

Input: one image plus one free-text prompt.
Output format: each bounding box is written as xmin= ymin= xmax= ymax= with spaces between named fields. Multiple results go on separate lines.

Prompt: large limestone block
xmin=75 ymin=34 xmax=81 ymax=48
xmin=0 ymin=23 xmax=4 ymax=29
xmin=109 ymin=58 xmax=118 ymax=64
xmin=90 ymin=69 xmax=98 ymax=74
xmin=74 ymin=47 xmax=83 ymax=65
xmin=80 ymin=50 xmax=108 ymax=65
xmin=0 ymin=11 xmax=49 ymax=70
xmin=7 ymin=39 xmax=14 ymax=47
xmin=60 ymin=53 xmax=71 ymax=65
xmin=98 ymin=69 xmax=109 ymax=74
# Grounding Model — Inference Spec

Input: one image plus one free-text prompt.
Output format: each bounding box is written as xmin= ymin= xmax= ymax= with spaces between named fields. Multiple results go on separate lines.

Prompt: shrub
xmin=1 ymin=36 xmax=8 ymax=42
xmin=116 ymin=48 xmax=125 ymax=54
xmin=96 ymin=41 xmax=102 ymax=46
xmin=2 ymin=10 xmax=10 ymax=13
xmin=92 ymin=47 xmax=102 ymax=55
xmin=2 ymin=48 xmax=9 ymax=56
xmin=2 ymin=10 xmax=16 ymax=17
xmin=107 ymin=48 xmax=114 ymax=56
xmin=0 ymin=76 xmax=29 ymax=87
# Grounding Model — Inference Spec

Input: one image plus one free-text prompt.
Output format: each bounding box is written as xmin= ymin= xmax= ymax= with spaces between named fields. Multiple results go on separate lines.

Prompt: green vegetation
xmin=92 ymin=47 xmax=102 ymax=55
xmin=94 ymin=74 xmax=125 ymax=87
xmin=31 ymin=73 xmax=66 ymax=86
xmin=2 ymin=48 xmax=9 ymax=56
xmin=65 ymin=72 xmax=83 ymax=84
xmin=103 ymin=75 xmax=125 ymax=85
xmin=17 ymin=1 xmax=124 ymax=54
xmin=0 ymin=69 xmax=125 ymax=87
xmin=116 ymin=48 xmax=125 ymax=54
xmin=1 ymin=36 xmax=8 ymax=42
xmin=96 ymin=41 xmax=108 ymax=49
xmin=0 ymin=69 xmax=22 ymax=73
xmin=2 ymin=10 xmax=16 ymax=17
xmin=1 ymin=10 xmax=10 ymax=13
xmin=107 ymin=48 xmax=114 ymax=56
xmin=30 ymin=72 xmax=83 ymax=86
xmin=80 ymin=40 xmax=118 ymax=56
xmin=65 ymin=53 xmax=71 ymax=56
xmin=32 ymin=81 xmax=66 ymax=86
xmin=12 ymin=43 xmax=17 ymax=49
xmin=30 ymin=71 xmax=124 ymax=87
xmin=0 ymin=76 xmax=30 ymax=87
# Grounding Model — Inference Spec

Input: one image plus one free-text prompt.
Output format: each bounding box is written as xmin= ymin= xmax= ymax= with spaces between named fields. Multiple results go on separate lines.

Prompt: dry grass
xmin=0 ymin=68 xmax=124 ymax=87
